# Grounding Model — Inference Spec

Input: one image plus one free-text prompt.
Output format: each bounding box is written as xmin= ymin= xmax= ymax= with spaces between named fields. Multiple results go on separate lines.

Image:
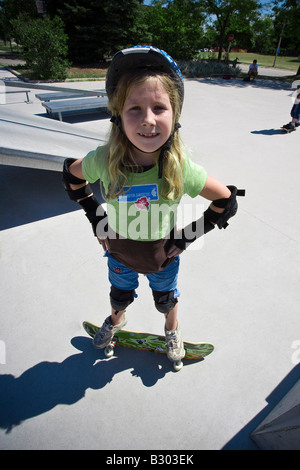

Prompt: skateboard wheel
xmin=104 ymin=345 xmax=114 ymax=358
xmin=173 ymin=360 xmax=183 ymax=371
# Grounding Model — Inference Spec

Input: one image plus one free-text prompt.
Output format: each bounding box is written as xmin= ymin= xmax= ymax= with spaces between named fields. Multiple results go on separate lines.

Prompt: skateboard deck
xmin=281 ymin=126 xmax=295 ymax=133
xmin=83 ymin=321 xmax=214 ymax=363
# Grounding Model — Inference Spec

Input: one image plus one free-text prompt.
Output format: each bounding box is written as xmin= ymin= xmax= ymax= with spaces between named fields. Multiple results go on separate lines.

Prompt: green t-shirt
xmin=82 ymin=145 xmax=207 ymax=241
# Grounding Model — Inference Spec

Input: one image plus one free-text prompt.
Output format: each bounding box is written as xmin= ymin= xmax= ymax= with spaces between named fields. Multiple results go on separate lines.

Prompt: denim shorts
xmin=291 ymin=103 xmax=300 ymax=119
xmin=105 ymin=251 xmax=180 ymax=298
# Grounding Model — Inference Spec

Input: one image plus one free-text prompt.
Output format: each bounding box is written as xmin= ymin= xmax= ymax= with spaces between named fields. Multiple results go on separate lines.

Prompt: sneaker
xmin=93 ymin=315 xmax=127 ymax=349
xmin=282 ymin=122 xmax=295 ymax=130
xmin=165 ymin=324 xmax=185 ymax=362
xmin=295 ymin=121 xmax=300 ymax=128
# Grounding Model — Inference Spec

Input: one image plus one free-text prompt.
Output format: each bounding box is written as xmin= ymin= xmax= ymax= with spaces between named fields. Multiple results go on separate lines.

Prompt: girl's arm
xmin=69 ymin=158 xmax=85 ymax=183
xmin=69 ymin=158 xmax=88 ymax=196
xmin=200 ymin=174 xmax=231 ymax=215
xmin=167 ymin=176 xmax=245 ymax=257
xmin=62 ymin=157 xmax=108 ymax=249
xmin=200 ymin=174 xmax=231 ymax=200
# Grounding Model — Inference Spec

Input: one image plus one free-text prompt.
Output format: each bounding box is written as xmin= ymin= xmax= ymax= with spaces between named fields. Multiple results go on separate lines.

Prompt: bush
xmin=178 ymin=60 xmax=241 ymax=77
xmin=11 ymin=16 xmax=71 ymax=80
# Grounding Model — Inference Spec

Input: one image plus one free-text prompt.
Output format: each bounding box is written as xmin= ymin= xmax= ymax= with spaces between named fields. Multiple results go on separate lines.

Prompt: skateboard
xmin=83 ymin=321 xmax=214 ymax=371
xmin=281 ymin=126 xmax=296 ymax=133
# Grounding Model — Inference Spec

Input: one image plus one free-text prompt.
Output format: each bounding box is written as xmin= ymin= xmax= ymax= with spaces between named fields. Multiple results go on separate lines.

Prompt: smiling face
xmin=121 ymin=77 xmax=173 ymax=165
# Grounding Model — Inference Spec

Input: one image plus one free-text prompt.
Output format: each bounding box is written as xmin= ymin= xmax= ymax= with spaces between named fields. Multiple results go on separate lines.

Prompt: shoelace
xmin=166 ymin=331 xmax=179 ymax=348
xmin=97 ymin=319 xmax=112 ymax=339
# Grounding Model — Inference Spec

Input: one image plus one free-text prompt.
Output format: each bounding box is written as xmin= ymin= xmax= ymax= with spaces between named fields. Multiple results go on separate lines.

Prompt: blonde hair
xmin=105 ymin=69 xmax=185 ymax=201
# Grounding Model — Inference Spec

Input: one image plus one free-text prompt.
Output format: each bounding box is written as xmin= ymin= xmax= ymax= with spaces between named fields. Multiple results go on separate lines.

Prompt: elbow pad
xmin=62 ymin=158 xmax=85 ymax=185
xmin=62 ymin=158 xmax=93 ymax=201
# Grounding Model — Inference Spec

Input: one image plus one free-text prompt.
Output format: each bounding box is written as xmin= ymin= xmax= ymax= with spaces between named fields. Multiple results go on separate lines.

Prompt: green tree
xmin=11 ymin=15 xmax=71 ymax=80
xmin=200 ymin=0 xmax=260 ymax=60
xmin=0 ymin=0 xmax=38 ymax=46
xmin=252 ymin=17 xmax=276 ymax=54
xmin=225 ymin=11 xmax=257 ymax=51
xmin=273 ymin=0 xmax=300 ymax=55
xmin=144 ymin=0 xmax=205 ymax=60
xmin=46 ymin=0 xmax=145 ymax=63
xmin=0 ymin=0 xmax=37 ymax=20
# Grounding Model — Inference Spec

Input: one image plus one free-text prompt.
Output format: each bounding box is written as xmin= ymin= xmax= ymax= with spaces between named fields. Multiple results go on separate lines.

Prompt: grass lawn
xmin=67 ymin=65 xmax=108 ymax=80
xmin=1 ymin=63 xmax=109 ymax=81
xmin=68 ymin=52 xmax=299 ymax=78
xmin=229 ymin=52 xmax=299 ymax=71
xmin=0 ymin=42 xmax=22 ymax=53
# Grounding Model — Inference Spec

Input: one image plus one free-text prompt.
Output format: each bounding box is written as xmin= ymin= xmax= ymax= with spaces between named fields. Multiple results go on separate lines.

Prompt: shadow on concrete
xmin=0 ymin=336 xmax=181 ymax=433
xmin=0 ymin=165 xmax=104 ymax=230
xmin=36 ymin=109 xmax=111 ymax=125
xmin=190 ymin=77 xmax=294 ymax=91
xmin=222 ymin=363 xmax=300 ymax=450
xmin=251 ymin=129 xmax=286 ymax=136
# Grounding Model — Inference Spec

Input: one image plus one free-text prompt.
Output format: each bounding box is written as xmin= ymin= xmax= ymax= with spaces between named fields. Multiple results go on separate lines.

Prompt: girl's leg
xmin=110 ymin=308 xmax=126 ymax=326
xmin=147 ymin=259 xmax=184 ymax=362
xmin=164 ymin=303 xmax=178 ymax=331
xmin=164 ymin=302 xmax=185 ymax=362
xmin=93 ymin=254 xmax=138 ymax=349
xmin=106 ymin=252 xmax=139 ymax=320
xmin=147 ymin=257 xmax=180 ymax=316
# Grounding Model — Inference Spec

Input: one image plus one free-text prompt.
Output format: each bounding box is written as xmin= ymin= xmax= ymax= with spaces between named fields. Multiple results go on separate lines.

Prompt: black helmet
xmin=106 ymin=45 xmax=184 ymax=111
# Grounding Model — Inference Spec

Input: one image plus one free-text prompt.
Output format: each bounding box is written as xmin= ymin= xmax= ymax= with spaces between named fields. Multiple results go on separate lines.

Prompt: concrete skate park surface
xmin=0 ymin=65 xmax=299 ymax=451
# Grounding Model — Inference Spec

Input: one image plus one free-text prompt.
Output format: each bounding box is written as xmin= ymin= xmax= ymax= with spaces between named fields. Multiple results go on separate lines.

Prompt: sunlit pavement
xmin=0 ymin=66 xmax=299 ymax=450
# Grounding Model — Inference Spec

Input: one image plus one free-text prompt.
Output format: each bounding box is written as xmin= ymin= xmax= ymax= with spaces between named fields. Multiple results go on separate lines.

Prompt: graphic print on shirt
xmin=118 ymin=184 xmax=159 ymax=212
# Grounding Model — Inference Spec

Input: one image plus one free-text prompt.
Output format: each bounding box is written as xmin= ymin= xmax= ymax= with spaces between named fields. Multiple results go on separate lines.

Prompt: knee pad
xmin=152 ymin=289 xmax=178 ymax=314
xmin=110 ymin=286 xmax=135 ymax=311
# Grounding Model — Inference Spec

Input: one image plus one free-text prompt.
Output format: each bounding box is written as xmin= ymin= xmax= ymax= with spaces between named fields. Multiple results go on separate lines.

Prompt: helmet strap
xmin=157 ymin=122 xmax=181 ymax=178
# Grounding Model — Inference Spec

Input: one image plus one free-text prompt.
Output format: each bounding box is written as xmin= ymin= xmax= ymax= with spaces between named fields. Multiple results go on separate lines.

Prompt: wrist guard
xmin=173 ymin=216 xmax=214 ymax=251
xmin=79 ymin=196 xmax=108 ymax=237
xmin=174 ymin=185 xmax=245 ymax=251
xmin=207 ymin=185 xmax=245 ymax=229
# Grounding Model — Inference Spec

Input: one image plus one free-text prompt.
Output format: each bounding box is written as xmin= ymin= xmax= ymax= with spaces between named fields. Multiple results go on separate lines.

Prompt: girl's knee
xmin=151 ymin=289 xmax=178 ymax=314
xmin=110 ymin=286 xmax=135 ymax=311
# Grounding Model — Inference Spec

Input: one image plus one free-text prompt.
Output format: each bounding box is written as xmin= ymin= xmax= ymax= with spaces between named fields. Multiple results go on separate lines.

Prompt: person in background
xmin=248 ymin=60 xmax=258 ymax=80
xmin=282 ymin=86 xmax=300 ymax=132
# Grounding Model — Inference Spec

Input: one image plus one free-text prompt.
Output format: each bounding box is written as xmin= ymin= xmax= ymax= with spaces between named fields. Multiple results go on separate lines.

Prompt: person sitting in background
xmin=248 ymin=60 xmax=258 ymax=80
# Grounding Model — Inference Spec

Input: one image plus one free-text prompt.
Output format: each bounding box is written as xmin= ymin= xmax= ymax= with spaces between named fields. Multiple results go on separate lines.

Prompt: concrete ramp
xmin=251 ymin=380 xmax=300 ymax=450
xmin=0 ymin=147 xmax=66 ymax=171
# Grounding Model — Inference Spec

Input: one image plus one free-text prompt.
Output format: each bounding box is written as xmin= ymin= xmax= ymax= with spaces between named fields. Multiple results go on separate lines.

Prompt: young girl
xmin=62 ymin=46 xmax=243 ymax=364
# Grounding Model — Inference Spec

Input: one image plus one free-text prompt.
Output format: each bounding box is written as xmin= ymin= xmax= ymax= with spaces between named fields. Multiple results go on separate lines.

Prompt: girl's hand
xmin=166 ymin=242 xmax=184 ymax=258
xmin=97 ymin=237 xmax=109 ymax=251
